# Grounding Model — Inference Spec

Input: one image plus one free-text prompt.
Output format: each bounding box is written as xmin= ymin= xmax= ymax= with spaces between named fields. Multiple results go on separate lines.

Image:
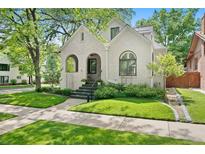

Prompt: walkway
xmin=192 ymin=88 xmax=205 ymax=95
xmin=0 ymin=98 xmax=205 ymax=142
xmin=0 ymin=87 xmax=34 ymax=94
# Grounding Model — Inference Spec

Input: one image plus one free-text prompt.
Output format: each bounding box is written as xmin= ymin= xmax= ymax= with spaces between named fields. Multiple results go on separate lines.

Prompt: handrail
xmin=88 ymin=70 xmax=102 ymax=101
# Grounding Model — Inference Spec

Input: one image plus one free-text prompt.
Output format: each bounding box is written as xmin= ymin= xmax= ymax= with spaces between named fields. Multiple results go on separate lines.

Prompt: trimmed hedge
xmin=94 ymin=86 xmax=118 ymax=99
xmin=39 ymin=87 xmax=73 ymax=96
xmin=124 ymin=84 xmax=165 ymax=99
xmin=94 ymin=83 xmax=165 ymax=100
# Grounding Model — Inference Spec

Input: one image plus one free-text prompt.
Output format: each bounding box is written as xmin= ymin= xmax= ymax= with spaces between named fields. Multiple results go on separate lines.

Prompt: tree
xmin=0 ymin=9 xmax=45 ymax=90
xmin=136 ymin=9 xmax=199 ymax=64
xmin=0 ymin=8 xmax=134 ymax=90
xmin=147 ymin=53 xmax=184 ymax=89
xmin=43 ymin=45 xmax=61 ymax=86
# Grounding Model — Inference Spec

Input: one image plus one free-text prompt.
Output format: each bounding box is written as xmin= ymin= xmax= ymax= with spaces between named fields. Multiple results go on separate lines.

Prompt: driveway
xmin=0 ymin=87 xmax=34 ymax=94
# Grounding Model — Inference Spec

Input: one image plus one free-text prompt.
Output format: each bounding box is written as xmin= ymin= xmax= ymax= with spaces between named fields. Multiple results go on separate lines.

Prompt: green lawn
xmin=0 ymin=120 xmax=202 ymax=145
xmin=0 ymin=113 xmax=16 ymax=121
xmin=70 ymin=98 xmax=175 ymax=121
xmin=177 ymin=88 xmax=205 ymax=124
xmin=0 ymin=92 xmax=67 ymax=108
xmin=0 ymin=85 xmax=33 ymax=89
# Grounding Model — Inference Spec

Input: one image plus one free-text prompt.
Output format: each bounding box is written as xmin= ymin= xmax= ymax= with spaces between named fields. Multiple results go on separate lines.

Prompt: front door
xmin=87 ymin=58 xmax=97 ymax=81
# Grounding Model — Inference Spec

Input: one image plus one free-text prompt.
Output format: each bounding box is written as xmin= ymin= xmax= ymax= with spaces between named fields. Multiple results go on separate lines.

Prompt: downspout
xmin=105 ymin=44 xmax=109 ymax=82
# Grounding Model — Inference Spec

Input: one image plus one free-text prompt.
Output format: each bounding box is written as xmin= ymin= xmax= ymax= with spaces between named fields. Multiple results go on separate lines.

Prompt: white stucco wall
xmin=108 ymin=27 xmax=153 ymax=86
xmin=0 ymin=53 xmax=29 ymax=84
xmin=60 ymin=19 xmax=166 ymax=90
xmin=60 ymin=26 xmax=106 ymax=90
xmin=100 ymin=19 xmax=126 ymax=41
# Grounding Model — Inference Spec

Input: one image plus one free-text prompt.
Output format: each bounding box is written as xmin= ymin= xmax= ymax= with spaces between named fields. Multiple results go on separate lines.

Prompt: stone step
xmin=71 ymin=91 xmax=93 ymax=96
xmin=70 ymin=94 xmax=88 ymax=99
xmin=76 ymin=89 xmax=95 ymax=93
xmin=79 ymin=86 xmax=97 ymax=90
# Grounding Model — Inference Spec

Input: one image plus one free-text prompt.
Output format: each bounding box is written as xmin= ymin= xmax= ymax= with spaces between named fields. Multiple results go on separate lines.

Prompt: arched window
xmin=119 ymin=51 xmax=136 ymax=76
xmin=66 ymin=55 xmax=78 ymax=73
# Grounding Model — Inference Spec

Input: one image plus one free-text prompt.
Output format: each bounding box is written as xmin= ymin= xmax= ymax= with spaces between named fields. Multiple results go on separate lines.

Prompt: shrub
xmin=107 ymin=83 xmax=126 ymax=92
xmin=94 ymin=86 xmax=118 ymax=99
xmin=10 ymin=79 xmax=17 ymax=85
xmin=21 ymin=80 xmax=27 ymax=85
xmin=124 ymin=84 xmax=165 ymax=99
xmin=53 ymin=88 xmax=73 ymax=96
xmin=39 ymin=87 xmax=73 ymax=96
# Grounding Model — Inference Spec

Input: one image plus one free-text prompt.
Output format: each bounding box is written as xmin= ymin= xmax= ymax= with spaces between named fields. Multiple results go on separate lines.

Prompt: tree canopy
xmin=137 ymin=9 xmax=199 ymax=64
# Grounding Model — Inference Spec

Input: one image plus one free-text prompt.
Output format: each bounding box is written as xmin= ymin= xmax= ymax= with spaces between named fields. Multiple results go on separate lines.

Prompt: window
xmin=111 ymin=27 xmax=120 ymax=40
xmin=66 ymin=55 xmax=78 ymax=73
xmin=0 ymin=76 xmax=9 ymax=84
xmin=81 ymin=32 xmax=84 ymax=41
xmin=0 ymin=64 xmax=10 ymax=71
xmin=88 ymin=58 xmax=97 ymax=74
xmin=17 ymin=76 xmax=21 ymax=79
xmin=119 ymin=51 xmax=137 ymax=76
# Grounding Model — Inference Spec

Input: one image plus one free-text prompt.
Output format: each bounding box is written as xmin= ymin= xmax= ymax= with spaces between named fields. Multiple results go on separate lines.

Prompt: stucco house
xmin=186 ymin=15 xmax=205 ymax=90
xmin=60 ymin=18 xmax=166 ymax=92
xmin=0 ymin=53 xmax=29 ymax=85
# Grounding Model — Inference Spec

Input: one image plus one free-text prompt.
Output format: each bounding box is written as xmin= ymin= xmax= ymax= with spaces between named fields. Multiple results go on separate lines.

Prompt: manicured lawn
xmin=0 ymin=85 xmax=33 ymax=89
xmin=0 ymin=113 xmax=16 ymax=121
xmin=0 ymin=92 xmax=67 ymax=108
xmin=70 ymin=98 xmax=175 ymax=121
xmin=177 ymin=88 xmax=205 ymax=124
xmin=0 ymin=120 xmax=202 ymax=145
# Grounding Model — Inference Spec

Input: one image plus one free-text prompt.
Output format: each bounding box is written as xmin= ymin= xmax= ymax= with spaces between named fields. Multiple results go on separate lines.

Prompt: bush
xmin=53 ymin=88 xmax=73 ymax=96
xmin=39 ymin=87 xmax=73 ymax=96
xmin=107 ymin=83 xmax=126 ymax=92
xmin=10 ymin=79 xmax=17 ymax=85
xmin=21 ymin=80 xmax=27 ymax=85
xmin=94 ymin=86 xmax=118 ymax=99
xmin=124 ymin=84 xmax=165 ymax=99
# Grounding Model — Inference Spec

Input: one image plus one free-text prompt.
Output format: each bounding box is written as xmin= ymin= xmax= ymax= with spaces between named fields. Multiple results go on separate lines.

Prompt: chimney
xmin=201 ymin=14 xmax=205 ymax=34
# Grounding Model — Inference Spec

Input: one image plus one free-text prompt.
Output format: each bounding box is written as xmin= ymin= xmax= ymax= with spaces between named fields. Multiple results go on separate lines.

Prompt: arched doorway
xmin=87 ymin=53 xmax=101 ymax=81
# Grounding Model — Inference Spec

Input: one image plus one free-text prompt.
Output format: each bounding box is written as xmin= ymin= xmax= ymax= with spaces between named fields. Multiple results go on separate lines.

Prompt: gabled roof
xmin=108 ymin=24 xmax=152 ymax=46
xmin=60 ymin=25 xmax=105 ymax=52
xmin=187 ymin=31 xmax=205 ymax=60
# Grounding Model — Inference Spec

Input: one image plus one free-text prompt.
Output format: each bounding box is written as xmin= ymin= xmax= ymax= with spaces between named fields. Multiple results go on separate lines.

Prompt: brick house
xmin=187 ymin=15 xmax=205 ymax=89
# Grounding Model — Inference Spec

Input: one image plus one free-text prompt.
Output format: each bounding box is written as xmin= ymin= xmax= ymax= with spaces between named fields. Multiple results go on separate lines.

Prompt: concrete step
xmin=70 ymin=95 xmax=88 ymax=99
xmin=71 ymin=91 xmax=93 ymax=96
xmin=79 ymin=86 xmax=97 ymax=90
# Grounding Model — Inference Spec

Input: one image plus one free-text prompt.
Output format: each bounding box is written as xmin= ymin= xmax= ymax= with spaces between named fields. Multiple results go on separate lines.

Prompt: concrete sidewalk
xmin=0 ymin=98 xmax=205 ymax=142
xmin=0 ymin=87 xmax=34 ymax=94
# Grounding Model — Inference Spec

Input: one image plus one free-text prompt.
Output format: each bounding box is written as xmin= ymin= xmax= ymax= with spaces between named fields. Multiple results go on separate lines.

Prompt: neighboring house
xmin=0 ymin=53 xmax=29 ymax=85
xmin=187 ymin=15 xmax=205 ymax=90
xmin=60 ymin=18 xmax=166 ymax=90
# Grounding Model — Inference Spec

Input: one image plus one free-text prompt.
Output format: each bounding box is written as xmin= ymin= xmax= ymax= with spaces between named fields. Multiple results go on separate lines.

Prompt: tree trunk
xmin=34 ymin=60 xmax=41 ymax=91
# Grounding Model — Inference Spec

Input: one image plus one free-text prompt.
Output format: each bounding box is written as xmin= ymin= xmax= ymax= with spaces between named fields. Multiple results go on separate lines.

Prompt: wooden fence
xmin=166 ymin=72 xmax=200 ymax=88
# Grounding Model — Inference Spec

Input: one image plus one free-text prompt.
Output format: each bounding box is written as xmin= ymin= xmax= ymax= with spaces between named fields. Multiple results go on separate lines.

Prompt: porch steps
xmin=70 ymin=81 xmax=98 ymax=100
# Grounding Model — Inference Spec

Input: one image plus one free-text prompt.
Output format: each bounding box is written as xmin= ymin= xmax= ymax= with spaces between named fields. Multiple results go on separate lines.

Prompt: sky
xmin=131 ymin=8 xmax=205 ymax=26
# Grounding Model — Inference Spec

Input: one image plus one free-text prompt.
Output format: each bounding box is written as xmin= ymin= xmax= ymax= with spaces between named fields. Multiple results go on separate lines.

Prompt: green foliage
xmin=147 ymin=53 xmax=184 ymax=78
xmin=10 ymin=79 xmax=17 ymax=85
xmin=136 ymin=9 xmax=199 ymax=64
xmin=124 ymin=84 xmax=165 ymax=99
xmin=39 ymin=87 xmax=73 ymax=96
xmin=43 ymin=44 xmax=61 ymax=86
xmin=81 ymin=79 xmax=88 ymax=83
xmin=107 ymin=82 xmax=126 ymax=92
xmin=94 ymin=86 xmax=118 ymax=99
xmin=21 ymin=80 xmax=27 ymax=85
